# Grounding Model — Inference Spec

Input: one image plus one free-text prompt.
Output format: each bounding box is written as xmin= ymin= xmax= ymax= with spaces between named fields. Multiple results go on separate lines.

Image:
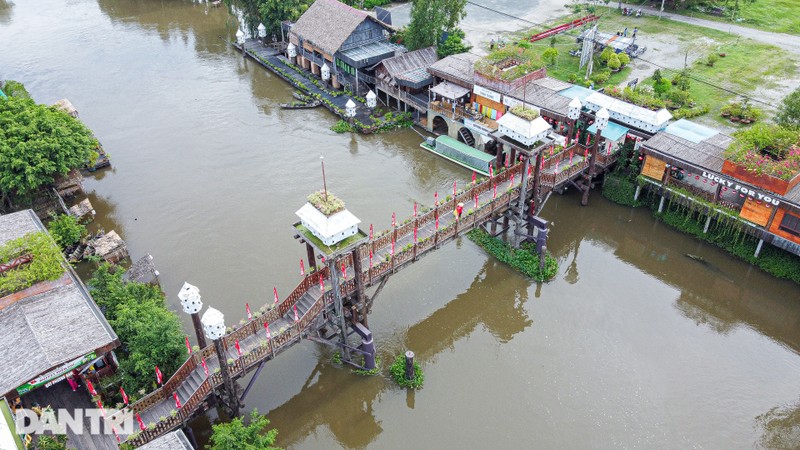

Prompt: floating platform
xmin=420 ymin=135 xmax=495 ymax=176
xmin=280 ymin=100 xmax=321 ymax=109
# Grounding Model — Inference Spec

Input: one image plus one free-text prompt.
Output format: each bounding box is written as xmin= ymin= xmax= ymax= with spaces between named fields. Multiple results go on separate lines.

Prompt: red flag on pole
xmin=435 ymin=215 xmax=439 ymax=230
xmin=413 ymin=225 xmax=417 ymax=243
xmin=341 ymin=262 xmax=347 ymax=279
xmin=493 ymin=183 xmax=497 ymax=199
xmin=319 ymin=273 xmax=325 ymax=290
xmin=586 ymin=133 xmax=591 ymax=146
xmin=120 ymin=387 xmax=129 ymax=406
xmin=112 ymin=426 xmax=121 ymax=443
xmin=472 ymin=171 xmax=476 ymax=184
xmin=391 ymin=239 xmax=395 ymax=255
xmin=541 ymin=157 xmax=545 ymax=169
xmin=453 ymin=180 xmax=457 ymax=196
xmin=569 ymin=151 xmax=574 ymax=165
xmin=174 ymin=392 xmax=181 ymax=409
xmin=87 ymin=380 xmax=97 ymax=396
xmin=235 ymin=339 xmax=242 ymax=356
xmin=265 ymin=322 xmax=271 ymax=340
xmin=201 ymin=357 xmax=209 ymax=377
xmin=185 ymin=336 xmax=192 ymax=354
xmin=246 ymin=303 xmax=252 ymax=320
xmin=369 ymin=250 xmax=373 ymax=268
xmin=511 ymin=172 xmax=515 ymax=186
xmin=300 ymin=259 xmax=305 ymax=276
xmin=293 ymin=304 xmax=299 ymax=322
xmin=321 ymin=256 xmax=325 ymax=264
xmin=273 ymin=287 xmax=279 ymax=304
xmin=155 ymin=366 xmax=163 ymax=385
xmin=392 ymin=212 xmax=396 ymax=227
xmin=369 ymin=224 xmax=373 ymax=240
xmin=607 ymin=141 xmax=612 ymax=155
xmin=505 ymin=153 xmax=510 ymax=168
xmin=97 ymin=400 xmax=105 ymax=417
xmin=136 ymin=413 xmax=146 ymax=431
xmin=474 ymin=193 xmax=478 ymax=209
xmin=489 ymin=164 xmax=494 ymax=179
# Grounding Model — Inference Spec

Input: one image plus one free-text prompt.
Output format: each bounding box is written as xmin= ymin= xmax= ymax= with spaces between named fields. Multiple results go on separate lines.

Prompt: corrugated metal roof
xmin=378 ymin=46 xmax=437 ymax=86
xmin=428 ymin=52 xmax=479 ymax=87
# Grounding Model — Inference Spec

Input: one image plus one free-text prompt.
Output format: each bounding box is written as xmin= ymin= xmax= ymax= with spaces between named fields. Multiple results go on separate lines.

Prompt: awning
xmin=587 ymin=121 xmax=629 ymax=141
xmin=431 ymin=81 xmax=470 ymax=100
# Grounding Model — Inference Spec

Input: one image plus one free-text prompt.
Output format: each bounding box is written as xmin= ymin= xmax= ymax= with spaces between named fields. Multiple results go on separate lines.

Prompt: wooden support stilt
xmin=405 ymin=351 xmax=415 ymax=381
xmin=306 ymin=242 xmax=317 ymax=271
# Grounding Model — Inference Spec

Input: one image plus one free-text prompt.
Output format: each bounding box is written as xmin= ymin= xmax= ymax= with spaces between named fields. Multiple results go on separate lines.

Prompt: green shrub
xmin=618 ymin=52 xmax=630 ymax=66
xmin=467 ymin=229 xmax=558 ymax=282
xmin=607 ymin=53 xmax=621 ymax=70
xmin=47 ymin=214 xmax=86 ymax=248
xmin=602 ymin=173 xmax=640 ymax=207
xmin=330 ymin=120 xmax=354 ymax=133
xmin=390 ymin=354 xmax=424 ymax=389
xmin=510 ymin=105 xmax=539 ymax=120
xmin=307 ymin=190 xmax=345 ymax=215
xmin=0 ymin=232 xmax=64 ymax=294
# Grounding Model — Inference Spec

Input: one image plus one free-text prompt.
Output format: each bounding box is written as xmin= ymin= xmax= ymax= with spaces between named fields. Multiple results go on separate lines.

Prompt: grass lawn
xmin=668 ymin=0 xmax=800 ymax=35
xmin=510 ymin=7 xmax=798 ymax=122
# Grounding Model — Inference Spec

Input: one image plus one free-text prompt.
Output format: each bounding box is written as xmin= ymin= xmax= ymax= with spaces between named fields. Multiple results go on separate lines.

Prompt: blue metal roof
xmin=663 ymin=119 xmax=718 ymax=144
xmin=587 ymin=120 xmax=629 ymax=141
xmin=0 ymin=89 xmax=6 ymax=99
xmin=557 ymin=84 xmax=595 ymax=103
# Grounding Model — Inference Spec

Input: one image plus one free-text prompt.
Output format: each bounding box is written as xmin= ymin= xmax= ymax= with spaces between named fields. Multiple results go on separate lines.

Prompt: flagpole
xmin=320 ymin=156 xmax=328 ymax=201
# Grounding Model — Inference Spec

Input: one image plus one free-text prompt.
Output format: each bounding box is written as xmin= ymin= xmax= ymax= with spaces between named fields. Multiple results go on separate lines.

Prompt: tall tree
xmin=405 ymin=0 xmax=467 ymax=50
xmin=225 ymin=0 xmax=312 ymax=38
xmin=207 ymin=409 xmax=280 ymax=450
xmin=0 ymin=94 xmax=97 ymax=205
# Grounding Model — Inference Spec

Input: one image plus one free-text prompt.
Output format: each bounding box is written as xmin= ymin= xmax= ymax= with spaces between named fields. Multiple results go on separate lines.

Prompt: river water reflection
xmin=2 ymin=0 xmax=800 ymax=447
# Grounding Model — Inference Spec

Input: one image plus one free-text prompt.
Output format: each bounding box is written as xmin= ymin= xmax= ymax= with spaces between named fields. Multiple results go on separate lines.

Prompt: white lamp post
xmin=366 ymin=90 xmax=377 ymax=109
xmin=201 ymin=307 xmax=240 ymax=416
xmin=345 ymin=99 xmax=357 ymax=119
xmin=321 ymin=63 xmax=330 ymax=82
xmin=566 ymin=97 xmax=582 ymax=146
xmin=582 ymin=107 xmax=609 ymax=206
xmin=257 ymin=23 xmax=266 ymax=40
xmin=178 ymin=282 xmax=206 ymax=348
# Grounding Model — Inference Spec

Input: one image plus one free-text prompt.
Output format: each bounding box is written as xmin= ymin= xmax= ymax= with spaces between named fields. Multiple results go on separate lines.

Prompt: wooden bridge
xmin=116 ymin=142 xmax=619 ymax=447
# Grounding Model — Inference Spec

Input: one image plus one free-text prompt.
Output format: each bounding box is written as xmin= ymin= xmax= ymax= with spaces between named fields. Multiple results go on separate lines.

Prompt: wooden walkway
xmin=236 ymin=40 xmax=378 ymax=127
xmin=117 ymin=144 xmax=619 ymax=447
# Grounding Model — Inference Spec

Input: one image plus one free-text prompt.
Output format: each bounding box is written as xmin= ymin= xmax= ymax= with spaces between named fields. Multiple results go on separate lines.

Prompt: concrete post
xmin=658 ymin=195 xmax=666 ymax=213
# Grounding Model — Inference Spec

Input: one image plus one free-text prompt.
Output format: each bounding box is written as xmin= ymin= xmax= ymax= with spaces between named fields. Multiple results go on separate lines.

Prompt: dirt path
xmin=618 ymin=3 xmax=800 ymax=55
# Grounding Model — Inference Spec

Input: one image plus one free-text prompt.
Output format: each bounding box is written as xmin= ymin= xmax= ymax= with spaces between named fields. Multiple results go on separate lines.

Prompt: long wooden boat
xmin=280 ymin=100 xmax=321 ymax=109
xmin=419 ymin=135 xmax=494 ymax=176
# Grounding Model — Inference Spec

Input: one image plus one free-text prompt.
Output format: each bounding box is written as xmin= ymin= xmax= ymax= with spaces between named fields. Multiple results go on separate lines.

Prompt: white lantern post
xmin=287 ymin=42 xmax=296 ymax=60
xmin=566 ymin=97 xmax=582 ymax=146
xmin=582 ymin=107 xmax=609 ymax=206
xmin=235 ymin=29 xmax=245 ymax=56
xmin=366 ymin=90 xmax=377 ymax=109
xmin=201 ymin=307 xmax=240 ymax=417
xmin=257 ymin=23 xmax=266 ymax=42
xmin=345 ymin=99 xmax=357 ymax=125
xmin=178 ymin=282 xmax=206 ymax=349
xmin=321 ymin=62 xmax=330 ymax=84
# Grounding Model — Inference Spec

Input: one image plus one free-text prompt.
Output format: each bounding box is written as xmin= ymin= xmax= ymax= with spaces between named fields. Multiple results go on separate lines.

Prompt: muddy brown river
xmin=2 ymin=0 xmax=800 ymax=447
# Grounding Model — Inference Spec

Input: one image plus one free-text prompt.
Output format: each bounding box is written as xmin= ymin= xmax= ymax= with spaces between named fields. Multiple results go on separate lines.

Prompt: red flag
xmin=174 ymin=392 xmax=181 ymax=409
xmin=185 ymin=336 xmax=192 ymax=354
xmin=529 ymin=162 xmax=533 ymax=176
xmin=505 ymin=153 xmax=510 ymax=168
xmin=321 ymin=256 xmax=325 ymax=264
xmin=201 ymin=357 xmax=209 ymax=377
xmin=155 ymin=366 xmax=163 ymax=385
xmin=493 ymin=183 xmax=497 ymax=199
xmin=246 ymin=303 xmax=253 ymax=321
xmin=489 ymin=164 xmax=494 ymax=178
xmin=273 ymin=287 xmax=279 ymax=304
xmin=97 ymin=400 xmax=105 ymax=417
xmin=511 ymin=173 xmax=515 ymax=186
xmin=369 ymin=224 xmax=373 ymax=240
xmin=136 ymin=413 xmax=146 ymax=431
xmin=607 ymin=141 xmax=612 ymax=155
xmin=414 ymin=202 xmax=418 ymax=217
xmin=472 ymin=171 xmax=476 ymax=184
xmin=569 ymin=151 xmax=574 ymax=165
xmin=392 ymin=212 xmax=396 ymax=227
xmin=112 ymin=426 xmax=121 ymax=443
xmin=235 ymin=340 xmax=242 ymax=356
xmin=293 ymin=304 xmax=299 ymax=322
xmin=300 ymin=259 xmax=305 ymax=276
xmin=453 ymin=180 xmax=457 ymax=196
xmin=540 ymin=157 xmax=545 ymax=169
xmin=413 ymin=225 xmax=417 ymax=243
xmin=474 ymin=193 xmax=478 ymax=209
xmin=369 ymin=250 xmax=373 ymax=268
xmin=586 ymin=133 xmax=591 ymax=146
xmin=120 ymin=387 xmax=129 ymax=406
xmin=435 ymin=191 xmax=438 ymax=205
xmin=319 ymin=273 xmax=325 ymax=290
xmin=87 ymin=380 xmax=97 ymax=396
xmin=265 ymin=322 xmax=272 ymax=340
xmin=435 ymin=215 xmax=439 ymax=230
xmin=341 ymin=262 xmax=347 ymax=279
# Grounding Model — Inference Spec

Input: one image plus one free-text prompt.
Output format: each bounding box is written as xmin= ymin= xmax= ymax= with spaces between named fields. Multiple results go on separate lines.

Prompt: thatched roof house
xmin=0 ymin=210 xmax=118 ymax=398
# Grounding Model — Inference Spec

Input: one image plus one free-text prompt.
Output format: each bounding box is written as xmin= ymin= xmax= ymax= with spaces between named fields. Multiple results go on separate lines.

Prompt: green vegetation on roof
xmin=510 ymin=105 xmax=539 ymax=121
xmin=307 ymin=190 xmax=345 ymax=216
xmin=0 ymin=232 xmax=65 ymax=295
xmin=474 ymin=45 xmax=545 ymax=81
xmin=294 ymin=223 xmax=367 ymax=255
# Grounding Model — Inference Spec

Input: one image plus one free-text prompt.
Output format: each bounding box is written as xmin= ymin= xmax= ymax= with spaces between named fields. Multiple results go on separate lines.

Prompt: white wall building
xmin=296 ymin=203 xmax=361 ymax=246
xmin=496 ymin=114 xmax=552 ymax=147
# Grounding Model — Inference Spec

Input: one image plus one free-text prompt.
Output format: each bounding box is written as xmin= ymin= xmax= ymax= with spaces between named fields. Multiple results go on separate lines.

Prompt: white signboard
xmin=474 ymin=85 xmax=502 ymax=103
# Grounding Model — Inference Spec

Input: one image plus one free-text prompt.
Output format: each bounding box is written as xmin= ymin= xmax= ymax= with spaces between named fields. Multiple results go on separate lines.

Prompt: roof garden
xmin=0 ymin=232 xmax=64 ymax=296
xmin=724 ymin=123 xmax=800 ymax=182
xmin=474 ymin=45 xmax=546 ymax=83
